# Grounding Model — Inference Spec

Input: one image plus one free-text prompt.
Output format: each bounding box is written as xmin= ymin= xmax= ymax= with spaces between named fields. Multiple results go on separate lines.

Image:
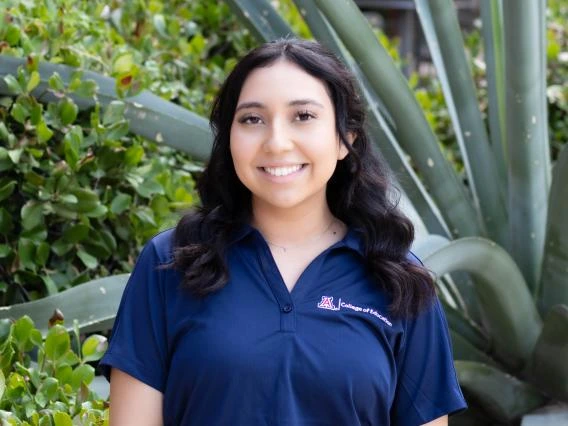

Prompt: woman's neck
xmin=250 ymin=200 xmax=338 ymax=248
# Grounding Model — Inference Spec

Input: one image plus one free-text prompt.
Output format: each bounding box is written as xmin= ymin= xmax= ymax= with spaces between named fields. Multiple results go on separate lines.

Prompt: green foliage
xmin=0 ymin=0 xmax=260 ymax=305
xmin=0 ymin=316 xmax=108 ymax=424
xmin=414 ymin=3 xmax=567 ymax=174
xmin=0 ymin=61 xmax=197 ymax=305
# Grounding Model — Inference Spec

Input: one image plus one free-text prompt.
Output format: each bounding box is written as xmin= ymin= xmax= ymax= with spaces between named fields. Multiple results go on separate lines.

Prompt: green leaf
xmin=455 ymin=361 xmax=546 ymax=422
xmin=105 ymin=120 xmax=129 ymax=140
xmin=135 ymin=179 xmax=164 ymax=199
xmin=7 ymin=148 xmax=23 ymax=164
xmin=51 ymin=238 xmax=73 ymax=256
xmin=113 ymin=53 xmax=135 ymax=75
xmin=415 ymin=0 xmax=508 ymax=246
xmin=503 ymin=0 xmax=551 ymax=292
xmin=102 ymin=100 xmax=126 ymax=125
xmin=41 ymin=274 xmax=59 ymax=296
xmin=0 ymin=207 xmax=14 ymax=235
xmin=81 ymin=334 xmax=108 ymax=362
xmin=133 ymin=207 xmax=157 ymax=226
xmin=539 ymin=145 xmax=568 ymax=311
xmin=4 ymin=24 xmax=21 ymax=46
xmin=423 ymin=237 xmax=542 ymax=370
xmin=62 ymin=126 xmax=83 ymax=168
xmin=225 ymin=0 xmax=293 ymax=42
xmin=58 ymin=194 xmax=78 ymax=204
xmin=12 ymin=315 xmax=35 ymax=351
xmin=77 ymin=249 xmax=98 ymax=269
xmin=0 ymin=180 xmax=16 ymax=202
xmin=71 ymin=364 xmax=95 ymax=390
xmin=73 ymin=79 xmax=98 ymax=98
xmin=3 ymin=74 xmax=22 ymax=95
xmin=57 ymin=97 xmax=79 ymax=126
xmin=48 ymin=72 xmax=65 ymax=92
xmin=11 ymin=102 xmax=28 ymax=124
xmin=36 ymin=241 xmax=50 ymax=267
xmin=110 ymin=192 xmax=132 ymax=215
xmin=35 ymin=377 xmax=59 ymax=407
xmin=124 ymin=145 xmax=144 ymax=166
xmin=26 ymin=71 xmax=41 ymax=93
xmin=36 ymin=121 xmax=54 ymax=144
xmin=69 ymin=188 xmax=99 ymax=213
xmin=53 ymin=411 xmax=73 ymax=426
xmin=18 ymin=238 xmax=36 ymax=271
xmin=62 ymin=224 xmax=90 ymax=244
xmin=21 ymin=201 xmax=44 ymax=230
xmin=44 ymin=325 xmax=70 ymax=362
xmin=527 ymin=304 xmax=568 ymax=401
xmin=480 ymin=0 xmax=508 ymax=183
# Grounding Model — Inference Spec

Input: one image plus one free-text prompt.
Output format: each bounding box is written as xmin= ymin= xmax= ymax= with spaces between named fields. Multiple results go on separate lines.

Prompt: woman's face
xmin=230 ymin=59 xmax=350 ymax=215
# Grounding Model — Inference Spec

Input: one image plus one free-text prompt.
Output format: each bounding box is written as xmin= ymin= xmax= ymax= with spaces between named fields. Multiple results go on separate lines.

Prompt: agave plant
xmin=1 ymin=0 xmax=567 ymax=424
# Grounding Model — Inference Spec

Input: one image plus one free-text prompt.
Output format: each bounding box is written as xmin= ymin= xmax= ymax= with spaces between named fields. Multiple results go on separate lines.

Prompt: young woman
xmin=100 ymin=38 xmax=467 ymax=426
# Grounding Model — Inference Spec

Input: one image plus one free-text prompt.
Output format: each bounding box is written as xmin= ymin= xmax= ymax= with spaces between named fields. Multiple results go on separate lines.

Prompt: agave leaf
xmin=539 ymin=145 xmax=568 ymax=312
xmin=444 ymin=300 xmax=491 ymax=354
xmin=423 ymin=237 xmax=542 ymax=370
xmin=0 ymin=274 xmax=129 ymax=336
xmin=479 ymin=0 xmax=508 ymax=186
xmin=224 ymin=0 xmax=294 ymax=42
xmin=455 ymin=360 xmax=546 ymax=423
xmin=502 ymin=0 xmax=551 ymax=293
xmin=0 ymin=56 xmax=212 ymax=161
xmin=527 ymin=304 xmax=568 ymax=402
xmin=450 ymin=330 xmax=497 ymax=367
xmin=415 ymin=0 xmax=508 ymax=248
xmin=314 ymin=0 xmax=481 ymax=239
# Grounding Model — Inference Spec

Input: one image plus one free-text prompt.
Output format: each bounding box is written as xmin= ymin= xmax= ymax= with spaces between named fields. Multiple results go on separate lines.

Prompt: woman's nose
xmin=263 ymin=120 xmax=294 ymax=153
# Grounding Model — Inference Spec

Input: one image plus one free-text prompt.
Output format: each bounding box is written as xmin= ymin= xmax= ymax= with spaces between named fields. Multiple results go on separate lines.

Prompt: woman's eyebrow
xmin=288 ymin=98 xmax=325 ymax=108
xmin=235 ymin=98 xmax=325 ymax=112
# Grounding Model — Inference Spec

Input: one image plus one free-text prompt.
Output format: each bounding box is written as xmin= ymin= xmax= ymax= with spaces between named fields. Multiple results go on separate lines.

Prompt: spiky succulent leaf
xmin=415 ymin=0 xmax=508 ymax=247
xmin=422 ymin=237 xmax=541 ymax=369
xmin=502 ymin=0 xmax=551 ymax=293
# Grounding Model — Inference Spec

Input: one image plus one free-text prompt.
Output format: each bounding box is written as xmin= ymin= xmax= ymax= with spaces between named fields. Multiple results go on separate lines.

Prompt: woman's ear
xmin=338 ymin=132 xmax=356 ymax=160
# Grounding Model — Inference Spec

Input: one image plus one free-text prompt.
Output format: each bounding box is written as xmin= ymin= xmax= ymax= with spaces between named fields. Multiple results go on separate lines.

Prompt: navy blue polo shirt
xmin=100 ymin=225 xmax=466 ymax=425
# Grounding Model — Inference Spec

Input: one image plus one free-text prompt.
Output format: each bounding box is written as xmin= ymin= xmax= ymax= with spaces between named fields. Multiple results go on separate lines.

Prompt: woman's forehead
xmin=237 ymin=60 xmax=332 ymax=105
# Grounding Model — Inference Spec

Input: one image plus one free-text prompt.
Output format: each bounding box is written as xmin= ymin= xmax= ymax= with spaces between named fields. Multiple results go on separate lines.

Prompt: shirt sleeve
xmin=98 ymin=238 xmax=168 ymax=393
xmin=390 ymin=295 xmax=468 ymax=426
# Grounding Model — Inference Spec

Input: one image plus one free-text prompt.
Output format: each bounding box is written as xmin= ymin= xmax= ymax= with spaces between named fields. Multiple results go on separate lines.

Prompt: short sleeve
xmin=390 ymin=296 xmax=467 ymax=425
xmin=98 ymin=239 xmax=168 ymax=393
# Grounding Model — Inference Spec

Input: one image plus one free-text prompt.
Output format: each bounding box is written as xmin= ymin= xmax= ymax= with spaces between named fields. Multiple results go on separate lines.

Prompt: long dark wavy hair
xmin=170 ymin=38 xmax=435 ymax=318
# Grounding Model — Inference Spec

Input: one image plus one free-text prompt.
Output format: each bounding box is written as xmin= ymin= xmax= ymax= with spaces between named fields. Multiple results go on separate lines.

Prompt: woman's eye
xmin=239 ymin=115 xmax=263 ymax=125
xmin=296 ymin=111 xmax=316 ymax=121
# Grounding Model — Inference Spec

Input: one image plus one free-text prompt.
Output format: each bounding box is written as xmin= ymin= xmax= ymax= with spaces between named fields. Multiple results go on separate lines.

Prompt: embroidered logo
xmin=316 ymin=295 xmax=392 ymax=327
xmin=317 ymin=296 xmax=340 ymax=311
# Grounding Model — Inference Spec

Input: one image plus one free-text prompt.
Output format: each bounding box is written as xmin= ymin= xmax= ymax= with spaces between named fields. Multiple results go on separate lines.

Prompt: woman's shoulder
xmin=142 ymin=227 xmax=176 ymax=265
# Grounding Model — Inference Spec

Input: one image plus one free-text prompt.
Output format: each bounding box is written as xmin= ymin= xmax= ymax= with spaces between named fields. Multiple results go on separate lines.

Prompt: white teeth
xmin=263 ymin=164 xmax=303 ymax=177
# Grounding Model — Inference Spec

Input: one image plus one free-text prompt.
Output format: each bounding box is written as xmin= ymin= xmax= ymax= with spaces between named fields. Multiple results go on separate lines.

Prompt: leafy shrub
xmin=0 ymin=60 xmax=197 ymax=305
xmin=0 ymin=316 xmax=108 ymax=425
xmin=0 ymin=0 xmax=259 ymax=305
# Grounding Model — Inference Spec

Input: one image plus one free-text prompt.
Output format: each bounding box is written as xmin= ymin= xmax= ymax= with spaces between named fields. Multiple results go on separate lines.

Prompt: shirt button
xmin=282 ymin=304 xmax=293 ymax=313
